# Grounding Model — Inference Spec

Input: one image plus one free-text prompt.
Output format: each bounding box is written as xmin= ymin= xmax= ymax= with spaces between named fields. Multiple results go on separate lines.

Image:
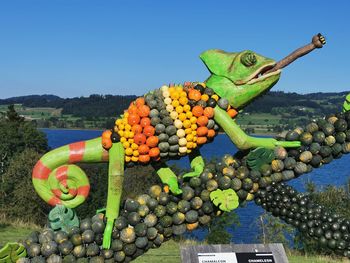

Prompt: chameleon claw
xmin=96 ymin=207 xmax=106 ymax=215
xmin=102 ymin=220 xmax=114 ymax=249
xmin=183 ymin=171 xmax=201 ymax=179
xmin=276 ymin=140 xmax=301 ymax=148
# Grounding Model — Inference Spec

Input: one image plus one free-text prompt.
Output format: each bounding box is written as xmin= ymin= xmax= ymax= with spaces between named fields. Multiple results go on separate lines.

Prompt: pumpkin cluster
xmin=103 ymin=82 xmax=238 ymax=164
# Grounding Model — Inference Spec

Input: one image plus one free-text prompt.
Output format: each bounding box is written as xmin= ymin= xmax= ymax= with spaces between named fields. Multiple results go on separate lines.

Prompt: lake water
xmin=41 ymin=128 xmax=350 ymax=243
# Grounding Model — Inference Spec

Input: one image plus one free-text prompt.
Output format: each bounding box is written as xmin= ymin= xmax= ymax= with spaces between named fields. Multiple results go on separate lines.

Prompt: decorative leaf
xmin=48 ymin=205 xmax=79 ymax=232
xmin=0 ymin=242 xmax=27 ymax=263
xmin=210 ymin=189 xmax=239 ymax=212
xmin=343 ymin=93 xmax=350 ymax=112
xmin=247 ymin=147 xmax=275 ymax=171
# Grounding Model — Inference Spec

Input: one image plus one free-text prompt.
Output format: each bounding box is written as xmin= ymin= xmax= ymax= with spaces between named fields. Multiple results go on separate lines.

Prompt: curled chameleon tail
xmin=32 ymin=137 xmax=108 ymax=208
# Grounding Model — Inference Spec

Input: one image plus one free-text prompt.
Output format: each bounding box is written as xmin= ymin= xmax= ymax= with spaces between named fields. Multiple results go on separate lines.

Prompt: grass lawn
xmin=1 ymin=224 xmax=348 ymax=263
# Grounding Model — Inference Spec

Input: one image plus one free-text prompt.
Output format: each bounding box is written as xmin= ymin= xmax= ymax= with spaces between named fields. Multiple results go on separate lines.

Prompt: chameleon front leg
xmin=154 ymin=164 xmax=183 ymax=195
xmin=214 ymin=106 xmax=301 ymax=150
xmin=183 ymin=148 xmax=205 ymax=179
xmin=102 ymin=142 xmax=124 ymax=249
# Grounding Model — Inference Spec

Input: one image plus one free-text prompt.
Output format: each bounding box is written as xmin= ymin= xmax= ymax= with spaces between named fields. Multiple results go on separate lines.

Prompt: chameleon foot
xmin=96 ymin=207 xmax=106 ymax=215
xmin=102 ymin=219 xmax=114 ymax=249
xmin=0 ymin=242 xmax=27 ymax=263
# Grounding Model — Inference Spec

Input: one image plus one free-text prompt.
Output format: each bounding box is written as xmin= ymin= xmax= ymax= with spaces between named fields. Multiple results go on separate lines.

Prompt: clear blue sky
xmin=0 ymin=1 xmax=349 ymax=98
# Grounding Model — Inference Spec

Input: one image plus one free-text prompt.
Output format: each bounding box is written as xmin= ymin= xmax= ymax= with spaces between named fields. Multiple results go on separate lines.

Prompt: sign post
xmin=180 ymin=243 xmax=288 ymax=263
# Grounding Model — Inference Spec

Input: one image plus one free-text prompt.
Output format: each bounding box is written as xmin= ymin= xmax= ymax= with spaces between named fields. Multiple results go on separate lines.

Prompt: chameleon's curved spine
xmin=32 ymin=137 xmax=109 ymax=208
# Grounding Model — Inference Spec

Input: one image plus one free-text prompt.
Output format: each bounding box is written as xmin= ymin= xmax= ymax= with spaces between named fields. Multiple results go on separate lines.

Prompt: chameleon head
xmin=200 ymin=49 xmax=281 ymax=110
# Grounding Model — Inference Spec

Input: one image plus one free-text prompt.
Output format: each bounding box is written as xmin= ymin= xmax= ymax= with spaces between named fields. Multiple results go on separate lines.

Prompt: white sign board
xmin=198 ymin=252 xmax=238 ymax=263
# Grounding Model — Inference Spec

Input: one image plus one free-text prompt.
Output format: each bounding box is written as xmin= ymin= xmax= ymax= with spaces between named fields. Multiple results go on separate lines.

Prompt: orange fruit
xmin=135 ymin=97 xmax=145 ymax=107
xmin=207 ymin=129 xmax=216 ymax=138
xmin=146 ymin=136 xmax=159 ymax=147
xmin=149 ymin=147 xmax=160 ymax=157
xmin=196 ymin=116 xmax=209 ymax=127
xmin=132 ymin=124 xmax=143 ymax=134
xmin=188 ymin=89 xmax=201 ymax=101
xmin=128 ymin=105 xmax=138 ymax=115
xmin=134 ymin=133 xmax=146 ymax=145
xmin=192 ymin=105 xmax=204 ymax=117
xmin=102 ymin=130 xmax=112 ymax=139
xmin=139 ymin=154 xmax=150 ymax=163
xmin=138 ymin=105 xmax=150 ymax=118
xmin=138 ymin=144 xmax=150 ymax=155
xmin=227 ymin=108 xmax=238 ymax=118
xmin=196 ymin=136 xmax=207 ymax=145
xmin=102 ymin=138 xmax=112 ymax=149
xmin=196 ymin=126 xmax=208 ymax=137
xmin=140 ymin=117 xmax=151 ymax=127
xmin=128 ymin=114 xmax=140 ymax=125
xmin=143 ymin=125 xmax=155 ymax=137
xmin=203 ymin=107 xmax=214 ymax=118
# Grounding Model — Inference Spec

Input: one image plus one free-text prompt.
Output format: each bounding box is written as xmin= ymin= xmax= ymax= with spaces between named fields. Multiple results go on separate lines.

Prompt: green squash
xmin=222 ymin=166 xmax=235 ymax=178
xmin=127 ymin=212 xmax=141 ymax=226
xmin=147 ymin=227 xmax=158 ymax=240
xmin=271 ymin=159 xmax=284 ymax=172
xmin=198 ymin=215 xmax=211 ymax=225
xmin=134 ymin=223 xmax=147 ymax=237
xmin=47 ymin=254 xmax=62 ymax=263
xmin=309 ymin=142 xmax=321 ymax=154
xmin=144 ymin=214 xmax=158 ymax=227
xmin=158 ymin=192 xmax=170 ymax=205
xmin=200 ymin=190 xmax=211 ymax=202
xmin=259 ymin=164 xmax=272 ymax=177
xmin=101 ymin=249 xmax=114 ymax=259
xmin=231 ymin=178 xmax=242 ymax=191
xmin=206 ymin=179 xmax=219 ymax=192
xmin=160 ymin=216 xmax=173 ymax=229
xmin=120 ymin=227 xmax=136 ymax=244
xmin=236 ymin=166 xmax=249 ymax=179
xmin=81 ymin=230 xmax=94 ymax=244
xmin=191 ymin=197 xmax=203 ymax=210
xmin=218 ymin=176 xmax=231 ymax=189
xmin=149 ymin=185 xmax=162 ymax=198
xmin=62 ymin=254 xmax=76 ymax=263
xmin=41 ymin=241 xmax=58 ymax=257
xmin=306 ymin=122 xmax=319 ymax=133
xmin=321 ymin=123 xmax=335 ymax=136
xmin=172 ymin=212 xmax=186 ymax=225
xmin=202 ymin=202 xmax=214 ymax=214
xmin=271 ymin=173 xmax=283 ymax=183
xmin=286 ymin=130 xmax=300 ymax=141
xmin=324 ymin=136 xmax=336 ymax=146
xmin=334 ymin=119 xmax=348 ymax=132
xmin=274 ymin=146 xmax=288 ymax=160
xmin=125 ymin=199 xmax=140 ymax=212
xmin=242 ymin=178 xmax=253 ymax=191
xmin=181 ymin=186 xmax=195 ymax=201
xmin=58 ymin=240 xmax=73 ymax=256
xmin=72 ymin=245 xmax=86 ymax=258
xmin=91 ymin=220 xmax=105 ymax=234
xmin=335 ymin=132 xmax=346 ymax=143
xmin=113 ymin=251 xmax=126 ymax=262
xmin=166 ymin=202 xmax=178 ymax=215
xmin=299 ymin=151 xmax=313 ymax=163
xmin=177 ymin=200 xmax=191 ymax=213
xmin=185 ymin=210 xmax=199 ymax=223
xmin=313 ymin=131 xmax=326 ymax=143
xmin=124 ymin=243 xmax=137 ymax=256
xmin=70 ymin=233 xmax=82 ymax=246
xmin=189 ymin=177 xmax=202 ymax=188
xmin=138 ymin=204 xmax=150 ymax=217
xmin=172 ymin=224 xmax=187 ymax=236
xmin=154 ymin=205 xmax=167 ymax=218
xmin=86 ymin=243 xmax=100 ymax=257
xmin=28 ymin=243 xmax=41 ymax=257
xmin=146 ymin=198 xmax=159 ymax=211
xmin=114 ymin=216 xmax=128 ymax=230
xmin=299 ymin=132 xmax=313 ymax=145
xmin=54 ymin=231 xmax=68 ymax=245
xmin=294 ymin=162 xmax=308 ymax=175
xmin=135 ymin=237 xmax=148 ymax=249
xmin=111 ymin=239 xmax=123 ymax=252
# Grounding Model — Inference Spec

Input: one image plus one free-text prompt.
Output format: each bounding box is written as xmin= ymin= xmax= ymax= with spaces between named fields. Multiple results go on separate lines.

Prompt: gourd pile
xmin=102 ymin=83 xmax=237 ymax=164
xmin=14 ymin=111 xmax=350 ymax=262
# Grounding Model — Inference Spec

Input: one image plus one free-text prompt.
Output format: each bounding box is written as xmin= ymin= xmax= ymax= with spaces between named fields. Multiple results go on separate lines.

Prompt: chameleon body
xmin=30 ymin=35 xmax=326 ymax=249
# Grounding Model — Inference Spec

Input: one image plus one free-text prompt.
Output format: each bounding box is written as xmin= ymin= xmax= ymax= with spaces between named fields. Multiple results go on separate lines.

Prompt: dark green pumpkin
xmin=172 ymin=224 xmax=187 ymax=236
xmin=294 ymin=162 xmax=308 ymax=175
xmin=177 ymin=200 xmax=191 ymax=213
xmin=309 ymin=142 xmax=321 ymax=154
xmin=114 ymin=216 xmax=128 ymax=230
xmin=28 ymin=243 xmax=41 ymax=257
xmin=158 ymin=192 xmax=170 ymax=205
xmin=200 ymin=190 xmax=211 ymax=201
xmin=81 ymin=230 xmax=94 ymax=244
xmin=324 ymin=136 xmax=336 ymax=146
xmin=144 ymin=214 xmax=158 ymax=227
xmin=135 ymin=237 xmax=148 ymax=249
xmin=334 ymin=119 xmax=348 ymax=132
xmin=242 ymin=178 xmax=253 ymax=191
xmin=91 ymin=220 xmax=105 ymax=234
xmin=299 ymin=151 xmax=313 ymax=163
xmin=319 ymin=146 xmax=332 ymax=157
xmin=70 ymin=233 xmax=82 ymax=246
xmin=160 ymin=215 xmax=173 ymax=228
xmin=111 ymin=239 xmax=123 ymax=252
xmin=138 ymin=204 xmax=150 ymax=217
xmin=249 ymin=170 xmax=261 ymax=183
xmin=86 ymin=243 xmax=100 ymax=257
xmin=218 ymin=176 xmax=231 ymax=189
xmin=62 ymin=254 xmax=76 ymax=263
xmin=260 ymin=164 xmax=272 ymax=177
xmin=321 ymin=123 xmax=335 ymax=136
xmin=185 ymin=210 xmax=199 ymax=223
xmin=154 ymin=205 xmax=167 ymax=218
xmin=41 ymin=241 xmax=58 ymax=257
xmin=189 ymin=177 xmax=202 ymax=188
xmin=72 ymin=245 xmax=86 ymax=258
xmin=306 ymin=122 xmax=319 ymax=133
xmin=58 ymin=240 xmax=73 ymax=256
xmin=79 ymin=218 xmax=92 ymax=232
xmin=202 ymin=202 xmax=214 ymax=214
xmin=199 ymin=215 xmax=211 ymax=225
xmin=300 ymin=132 xmax=313 ymax=145
xmin=120 ymin=227 xmax=136 ymax=244
xmin=181 ymin=186 xmax=195 ymax=201
xmin=206 ymin=179 xmax=219 ymax=192
xmin=236 ymin=166 xmax=249 ymax=179
xmin=271 ymin=173 xmax=283 ymax=183
xmin=335 ymin=132 xmax=346 ymax=143
xmin=124 ymin=244 xmax=137 ymax=256
xmin=286 ymin=130 xmax=299 ymax=141
xmin=191 ymin=197 xmax=203 ymax=210
xmin=313 ymin=131 xmax=325 ymax=143
xmin=172 ymin=212 xmax=186 ymax=225
xmin=332 ymin=143 xmax=343 ymax=155
xmin=146 ymin=198 xmax=158 ymax=211
xmin=47 ymin=254 xmax=62 ymax=263
xmin=147 ymin=227 xmax=158 ymax=240
xmin=237 ymin=189 xmax=248 ymax=200
xmin=127 ymin=212 xmax=141 ymax=226
xmin=166 ymin=202 xmax=178 ymax=215
xmin=54 ymin=231 xmax=68 ymax=244
xmin=134 ymin=223 xmax=147 ymax=237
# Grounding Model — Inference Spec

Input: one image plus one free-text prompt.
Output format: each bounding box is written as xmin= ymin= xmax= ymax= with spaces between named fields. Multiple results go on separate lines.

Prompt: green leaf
xmin=247 ymin=147 xmax=275 ymax=171
xmin=48 ymin=205 xmax=79 ymax=232
xmin=0 ymin=242 xmax=27 ymax=263
xmin=210 ymin=189 xmax=239 ymax=212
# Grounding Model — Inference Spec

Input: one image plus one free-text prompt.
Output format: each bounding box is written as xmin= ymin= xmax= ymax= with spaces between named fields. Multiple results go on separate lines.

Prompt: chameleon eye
xmin=241 ymin=52 xmax=257 ymax=67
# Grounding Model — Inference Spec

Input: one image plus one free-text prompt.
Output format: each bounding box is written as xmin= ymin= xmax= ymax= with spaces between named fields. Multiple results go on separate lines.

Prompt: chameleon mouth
xmin=246 ymin=63 xmax=281 ymax=85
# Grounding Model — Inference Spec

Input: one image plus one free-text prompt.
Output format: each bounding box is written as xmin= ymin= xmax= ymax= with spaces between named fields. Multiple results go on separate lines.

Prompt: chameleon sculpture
xmin=30 ymin=34 xmax=326 ymax=250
